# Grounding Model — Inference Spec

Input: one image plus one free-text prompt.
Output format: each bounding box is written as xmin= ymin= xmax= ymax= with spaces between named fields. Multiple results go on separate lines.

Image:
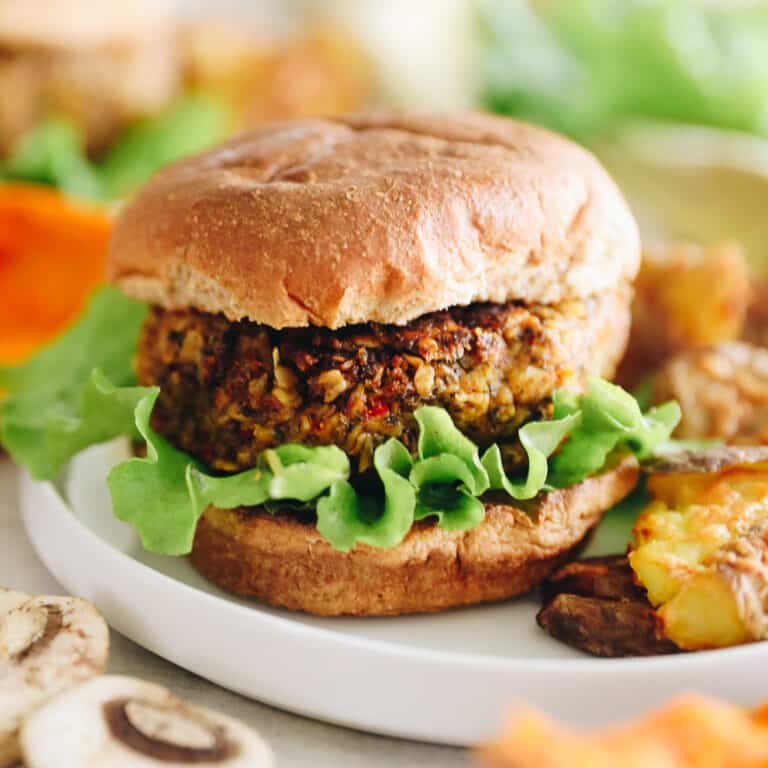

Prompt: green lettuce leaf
xmin=1 ymin=95 xmax=230 ymax=202
xmin=316 ymin=439 xmax=416 ymax=552
xmin=406 ymin=407 xmax=492 ymax=532
xmin=548 ymin=377 xmax=681 ymax=488
xmin=109 ymin=392 xmax=351 ymax=555
xmin=480 ymin=0 xmax=768 ymax=141
xmin=414 ymin=407 xmax=489 ymax=495
xmin=108 ymin=390 xmax=202 ymax=555
xmin=100 ymin=94 xmax=230 ymax=199
xmin=482 ymin=413 xmax=580 ymax=500
xmin=1 ymin=286 xmax=680 ymax=554
xmin=1 ymin=117 xmax=105 ymax=200
xmin=0 ymin=287 xmax=148 ymax=478
xmin=414 ymin=484 xmax=486 ymax=532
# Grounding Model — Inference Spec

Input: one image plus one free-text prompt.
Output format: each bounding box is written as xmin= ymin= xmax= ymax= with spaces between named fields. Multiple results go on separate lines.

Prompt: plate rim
xmin=19 ymin=465 xmax=768 ymax=745
xmin=21 ymin=469 xmax=768 ymax=674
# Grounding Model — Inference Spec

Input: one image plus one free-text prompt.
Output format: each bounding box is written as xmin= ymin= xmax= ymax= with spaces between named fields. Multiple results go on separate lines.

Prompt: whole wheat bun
xmin=109 ymin=112 xmax=640 ymax=329
xmin=190 ymin=458 xmax=639 ymax=616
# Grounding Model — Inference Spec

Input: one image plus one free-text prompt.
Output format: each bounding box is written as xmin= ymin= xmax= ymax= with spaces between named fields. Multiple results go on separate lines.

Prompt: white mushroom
xmin=0 ymin=589 xmax=29 ymax=767
xmin=21 ymin=675 xmax=273 ymax=768
xmin=0 ymin=589 xmax=28 ymax=622
xmin=0 ymin=595 xmax=109 ymax=768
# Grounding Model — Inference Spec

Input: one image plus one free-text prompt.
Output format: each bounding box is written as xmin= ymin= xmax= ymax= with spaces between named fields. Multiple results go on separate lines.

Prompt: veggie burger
xmin=0 ymin=112 xmax=680 ymax=615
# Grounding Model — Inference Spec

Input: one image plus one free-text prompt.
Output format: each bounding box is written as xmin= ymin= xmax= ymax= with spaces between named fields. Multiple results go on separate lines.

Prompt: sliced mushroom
xmin=0 ymin=596 xmax=109 ymax=768
xmin=0 ymin=589 xmax=29 ymax=767
xmin=540 ymin=555 xmax=641 ymax=603
xmin=21 ymin=675 xmax=273 ymax=768
xmin=537 ymin=592 xmax=678 ymax=658
xmin=647 ymin=445 xmax=768 ymax=475
xmin=537 ymin=557 xmax=679 ymax=657
xmin=0 ymin=589 xmax=28 ymax=621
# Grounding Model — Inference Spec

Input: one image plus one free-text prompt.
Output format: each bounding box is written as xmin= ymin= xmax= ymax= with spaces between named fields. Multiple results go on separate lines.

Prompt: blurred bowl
xmin=595 ymin=122 xmax=768 ymax=272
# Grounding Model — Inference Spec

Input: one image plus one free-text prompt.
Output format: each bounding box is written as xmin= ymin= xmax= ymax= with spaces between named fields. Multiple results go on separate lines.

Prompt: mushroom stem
xmin=0 ymin=594 xmax=109 ymax=768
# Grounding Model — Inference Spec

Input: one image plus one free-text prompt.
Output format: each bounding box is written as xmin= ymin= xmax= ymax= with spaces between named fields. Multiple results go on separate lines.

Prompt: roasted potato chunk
xmin=630 ymin=447 xmax=768 ymax=650
xmin=652 ymin=342 xmax=768 ymax=443
xmin=617 ymin=242 xmax=750 ymax=388
xmin=480 ymin=696 xmax=768 ymax=768
xmin=745 ymin=277 xmax=768 ymax=349
xmin=538 ymin=557 xmax=677 ymax=657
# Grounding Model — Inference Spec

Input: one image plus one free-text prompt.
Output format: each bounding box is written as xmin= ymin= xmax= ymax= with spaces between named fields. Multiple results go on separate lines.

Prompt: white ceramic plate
xmin=19 ymin=440 xmax=768 ymax=746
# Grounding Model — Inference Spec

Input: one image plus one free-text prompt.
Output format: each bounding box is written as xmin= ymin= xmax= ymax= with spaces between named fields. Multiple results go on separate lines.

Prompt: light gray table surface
xmin=0 ymin=458 xmax=469 ymax=767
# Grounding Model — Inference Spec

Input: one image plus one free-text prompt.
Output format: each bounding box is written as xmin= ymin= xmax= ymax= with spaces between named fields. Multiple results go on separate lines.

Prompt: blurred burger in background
xmin=0 ymin=0 xmax=375 ymax=365
xmin=0 ymin=0 xmax=376 ymax=203
xmin=183 ymin=21 xmax=372 ymax=128
xmin=0 ymin=0 xmax=180 ymax=155
xmin=0 ymin=0 xmax=188 ymax=365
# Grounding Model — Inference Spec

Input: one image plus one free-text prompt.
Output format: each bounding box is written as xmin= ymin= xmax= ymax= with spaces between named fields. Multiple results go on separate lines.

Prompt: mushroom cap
xmin=0 ymin=595 xmax=109 ymax=767
xmin=21 ymin=675 xmax=273 ymax=768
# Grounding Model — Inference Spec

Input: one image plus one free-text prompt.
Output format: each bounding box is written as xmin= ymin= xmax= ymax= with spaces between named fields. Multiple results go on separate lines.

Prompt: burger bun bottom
xmin=190 ymin=458 xmax=639 ymax=617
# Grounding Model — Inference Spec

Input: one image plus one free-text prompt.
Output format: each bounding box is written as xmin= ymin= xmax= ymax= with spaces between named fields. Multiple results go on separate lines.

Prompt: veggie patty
xmin=137 ymin=289 xmax=629 ymax=474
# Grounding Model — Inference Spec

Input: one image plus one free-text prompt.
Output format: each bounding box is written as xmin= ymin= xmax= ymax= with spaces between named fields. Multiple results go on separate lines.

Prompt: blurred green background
xmin=481 ymin=0 xmax=768 ymax=140
xmin=477 ymin=0 xmax=768 ymax=270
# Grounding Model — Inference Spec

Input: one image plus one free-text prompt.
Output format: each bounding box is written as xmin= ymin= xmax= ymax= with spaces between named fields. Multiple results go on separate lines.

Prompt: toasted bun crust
xmin=109 ymin=112 xmax=640 ymax=329
xmin=190 ymin=458 xmax=639 ymax=616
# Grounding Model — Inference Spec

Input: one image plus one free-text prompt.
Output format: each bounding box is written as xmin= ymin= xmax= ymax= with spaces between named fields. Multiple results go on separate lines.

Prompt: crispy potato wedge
xmin=479 ymin=696 xmax=768 ymax=768
xmin=630 ymin=447 xmax=768 ymax=650
xmin=538 ymin=557 xmax=677 ymax=657
xmin=617 ymin=242 xmax=750 ymax=388
xmin=652 ymin=342 xmax=768 ymax=444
